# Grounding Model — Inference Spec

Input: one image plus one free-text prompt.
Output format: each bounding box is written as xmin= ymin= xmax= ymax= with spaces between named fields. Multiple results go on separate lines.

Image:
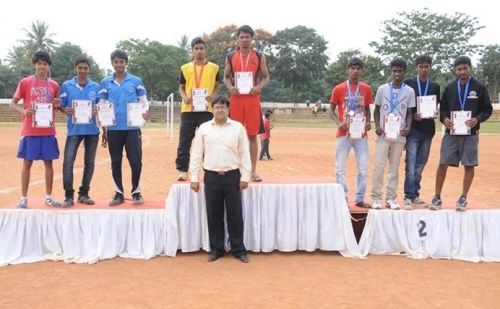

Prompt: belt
xmin=204 ymin=169 xmax=239 ymax=176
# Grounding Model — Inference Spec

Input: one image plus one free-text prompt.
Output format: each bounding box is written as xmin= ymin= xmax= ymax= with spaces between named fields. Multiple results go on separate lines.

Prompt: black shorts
xmin=439 ymin=134 xmax=478 ymax=167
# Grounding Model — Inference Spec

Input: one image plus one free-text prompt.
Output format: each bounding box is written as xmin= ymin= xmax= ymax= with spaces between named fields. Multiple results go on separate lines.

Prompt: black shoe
xmin=237 ymin=254 xmax=249 ymax=263
xmin=355 ymin=201 xmax=371 ymax=208
xmin=78 ymin=195 xmax=95 ymax=205
xmin=109 ymin=193 xmax=124 ymax=207
xmin=62 ymin=197 xmax=74 ymax=208
xmin=208 ymin=251 xmax=224 ymax=262
xmin=132 ymin=193 xmax=144 ymax=206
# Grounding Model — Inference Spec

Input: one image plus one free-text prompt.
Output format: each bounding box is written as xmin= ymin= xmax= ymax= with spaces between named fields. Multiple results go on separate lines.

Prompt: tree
xmin=21 ymin=20 xmax=58 ymax=55
xmin=177 ymin=35 xmax=190 ymax=53
xmin=5 ymin=45 xmax=32 ymax=75
xmin=477 ymin=45 xmax=500 ymax=102
xmin=50 ymin=42 xmax=104 ymax=84
xmin=370 ymin=9 xmax=484 ymax=73
xmin=0 ymin=61 xmax=19 ymax=98
xmin=117 ymin=39 xmax=189 ymax=101
xmin=270 ymin=25 xmax=329 ymax=103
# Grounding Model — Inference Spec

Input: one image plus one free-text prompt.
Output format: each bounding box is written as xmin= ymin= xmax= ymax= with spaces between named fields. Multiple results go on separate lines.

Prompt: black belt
xmin=204 ymin=169 xmax=239 ymax=176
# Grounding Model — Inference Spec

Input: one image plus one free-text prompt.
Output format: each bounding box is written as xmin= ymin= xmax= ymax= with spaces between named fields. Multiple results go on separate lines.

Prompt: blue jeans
xmin=404 ymin=129 xmax=433 ymax=200
xmin=335 ymin=136 xmax=369 ymax=203
xmin=63 ymin=135 xmax=99 ymax=198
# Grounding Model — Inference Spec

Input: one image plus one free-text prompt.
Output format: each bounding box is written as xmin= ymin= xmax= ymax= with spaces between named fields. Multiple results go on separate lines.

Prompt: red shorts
xmin=229 ymin=94 xmax=262 ymax=136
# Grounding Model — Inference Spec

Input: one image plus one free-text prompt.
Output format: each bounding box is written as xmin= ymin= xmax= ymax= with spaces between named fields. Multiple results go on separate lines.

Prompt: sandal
xmin=251 ymin=174 xmax=262 ymax=182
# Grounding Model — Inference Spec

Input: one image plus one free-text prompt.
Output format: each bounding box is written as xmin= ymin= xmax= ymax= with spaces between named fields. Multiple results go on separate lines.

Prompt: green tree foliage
xmin=117 ymin=39 xmax=189 ymax=101
xmin=269 ymin=25 xmax=329 ymax=102
xmin=370 ymin=9 xmax=484 ymax=73
xmin=477 ymin=45 xmax=500 ymax=102
xmin=0 ymin=61 xmax=19 ymax=98
xmin=21 ymin=20 xmax=58 ymax=55
xmin=51 ymin=42 xmax=104 ymax=84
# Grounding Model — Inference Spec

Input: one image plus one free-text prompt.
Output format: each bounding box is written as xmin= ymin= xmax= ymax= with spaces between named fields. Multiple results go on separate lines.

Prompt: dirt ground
xmin=1 ymin=124 xmax=499 ymax=307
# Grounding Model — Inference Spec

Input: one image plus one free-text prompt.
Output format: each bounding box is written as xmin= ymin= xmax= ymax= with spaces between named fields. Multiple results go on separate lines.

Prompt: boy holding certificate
xmin=175 ymin=37 xmax=220 ymax=181
xmin=9 ymin=50 xmax=62 ymax=209
xmin=98 ymin=50 xmax=149 ymax=206
xmin=59 ymin=55 xmax=102 ymax=208
xmin=403 ymin=55 xmax=441 ymax=210
xmin=371 ymin=58 xmax=415 ymax=210
xmin=430 ymin=56 xmax=492 ymax=211
xmin=329 ymin=57 xmax=373 ymax=208
xmin=223 ymin=25 xmax=270 ymax=182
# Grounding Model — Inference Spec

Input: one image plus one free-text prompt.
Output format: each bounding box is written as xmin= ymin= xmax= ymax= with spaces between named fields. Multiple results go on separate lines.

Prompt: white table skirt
xmin=165 ymin=182 xmax=361 ymax=258
xmin=359 ymin=209 xmax=500 ymax=262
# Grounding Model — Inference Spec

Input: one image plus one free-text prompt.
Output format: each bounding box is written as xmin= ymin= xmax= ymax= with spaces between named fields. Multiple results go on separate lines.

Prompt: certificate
xmin=73 ymin=100 xmax=92 ymax=124
xmin=451 ymin=110 xmax=471 ymax=135
xmin=96 ymin=102 xmax=116 ymax=127
xmin=127 ymin=103 xmax=145 ymax=127
xmin=384 ymin=114 xmax=401 ymax=140
xmin=417 ymin=95 xmax=437 ymax=119
xmin=33 ymin=102 xmax=53 ymax=128
xmin=192 ymin=88 xmax=208 ymax=112
xmin=348 ymin=115 xmax=366 ymax=139
xmin=235 ymin=71 xmax=253 ymax=95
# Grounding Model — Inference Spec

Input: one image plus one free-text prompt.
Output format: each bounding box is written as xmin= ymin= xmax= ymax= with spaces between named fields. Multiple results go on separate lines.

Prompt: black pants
xmin=204 ymin=169 xmax=246 ymax=257
xmin=259 ymin=139 xmax=270 ymax=159
xmin=107 ymin=129 xmax=142 ymax=195
xmin=175 ymin=112 xmax=213 ymax=172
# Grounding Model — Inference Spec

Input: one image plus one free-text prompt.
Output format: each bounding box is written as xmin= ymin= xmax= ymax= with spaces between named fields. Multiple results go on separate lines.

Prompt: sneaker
xmin=372 ymin=199 xmax=382 ymax=209
xmin=78 ymin=195 xmax=95 ymax=205
xmin=16 ymin=198 xmax=28 ymax=209
xmin=456 ymin=196 xmax=468 ymax=212
xmin=109 ymin=193 xmax=124 ymax=207
xmin=132 ymin=193 xmax=144 ymax=206
xmin=62 ymin=197 xmax=74 ymax=208
xmin=429 ymin=195 xmax=442 ymax=211
xmin=177 ymin=171 xmax=188 ymax=181
xmin=404 ymin=198 xmax=413 ymax=210
xmin=45 ymin=197 xmax=61 ymax=208
xmin=386 ymin=199 xmax=400 ymax=210
xmin=412 ymin=197 xmax=427 ymax=208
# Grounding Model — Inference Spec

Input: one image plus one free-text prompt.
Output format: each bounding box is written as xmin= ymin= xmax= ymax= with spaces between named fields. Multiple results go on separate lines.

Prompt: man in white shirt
xmin=190 ymin=96 xmax=251 ymax=263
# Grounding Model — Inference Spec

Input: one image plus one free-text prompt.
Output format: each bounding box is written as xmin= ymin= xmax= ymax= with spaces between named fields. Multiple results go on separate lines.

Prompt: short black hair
xmin=211 ymin=95 xmax=230 ymax=108
xmin=264 ymin=111 xmax=271 ymax=118
xmin=415 ymin=54 xmax=432 ymax=66
xmin=390 ymin=57 xmax=407 ymax=71
xmin=191 ymin=37 xmax=206 ymax=48
xmin=32 ymin=50 xmax=52 ymax=65
xmin=237 ymin=25 xmax=255 ymax=37
xmin=347 ymin=57 xmax=364 ymax=69
xmin=454 ymin=55 xmax=472 ymax=68
xmin=74 ymin=55 xmax=91 ymax=67
xmin=110 ymin=49 xmax=128 ymax=63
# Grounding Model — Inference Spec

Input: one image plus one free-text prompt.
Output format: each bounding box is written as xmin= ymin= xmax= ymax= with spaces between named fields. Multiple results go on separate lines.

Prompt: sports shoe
xmin=412 ymin=197 xmax=427 ymax=208
xmin=78 ymin=195 xmax=95 ymax=205
xmin=404 ymin=198 xmax=413 ymax=210
xmin=109 ymin=193 xmax=124 ymax=207
xmin=456 ymin=196 xmax=468 ymax=212
xmin=386 ymin=199 xmax=400 ymax=210
xmin=132 ymin=193 xmax=144 ymax=206
xmin=177 ymin=171 xmax=188 ymax=181
xmin=45 ymin=197 xmax=61 ymax=208
xmin=16 ymin=198 xmax=28 ymax=209
xmin=62 ymin=197 xmax=74 ymax=208
xmin=372 ymin=199 xmax=382 ymax=209
xmin=429 ymin=195 xmax=442 ymax=210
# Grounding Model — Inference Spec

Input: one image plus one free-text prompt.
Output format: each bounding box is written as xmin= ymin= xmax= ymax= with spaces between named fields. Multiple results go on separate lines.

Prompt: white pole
xmin=166 ymin=93 xmax=175 ymax=143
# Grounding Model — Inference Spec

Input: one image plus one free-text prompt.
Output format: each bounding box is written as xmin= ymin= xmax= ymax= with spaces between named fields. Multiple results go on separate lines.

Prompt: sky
xmin=1 ymin=0 xmax=498 ymax=71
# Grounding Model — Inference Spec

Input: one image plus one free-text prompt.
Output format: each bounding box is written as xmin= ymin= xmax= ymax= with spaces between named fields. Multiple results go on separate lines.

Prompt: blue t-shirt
xmin=60 ymin=77 xmax=100 ymax=136
xmin=98 ymin=73 xmax=147 ymax=131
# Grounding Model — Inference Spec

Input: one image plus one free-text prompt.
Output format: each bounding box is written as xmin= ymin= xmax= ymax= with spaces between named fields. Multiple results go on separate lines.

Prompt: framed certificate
xmin=348 ymin=115 xmax=366 ymax=139
xmin=73 ymin=100 xmax=92 ymax=124
xmin=192 ymin=88 xmax=208 ymax=112
xmin=32 ymin=102 xmax=53 ymax=128
xmin=384 ymin=114 xmax=401 ymax=140
xmin=235 ymin=71 xmax=253 ymax=95
xmin=127 ymin=103 xmax=145 ymax=127
xmin=417 ymin=95 xmax=438 ymax=119
xmin=96 ymin=102 xmax=116 ymax=127
xmin=451 ymin=110 xmax=471 ymax=135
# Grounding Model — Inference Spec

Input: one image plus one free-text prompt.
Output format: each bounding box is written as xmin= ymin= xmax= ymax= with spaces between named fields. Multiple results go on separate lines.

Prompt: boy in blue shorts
xmin=9 ymin=50 xmax=62 ymax=209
